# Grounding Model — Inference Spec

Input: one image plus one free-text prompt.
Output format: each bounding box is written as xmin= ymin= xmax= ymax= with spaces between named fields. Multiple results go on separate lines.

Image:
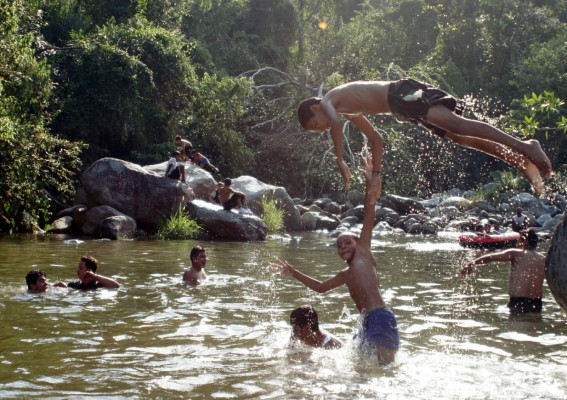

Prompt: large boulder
xmin=99 ymin=215 xmax=137 ymax=240
xmin=545 ymin=211 xmax=567 ymax=314
xmin=80 ymin=205 xmax=130 ymax=236
xmin=229 ymin=176 xmax=302 ymax=231
xmin=144 ymin=161 xmax=215 ymax=200
xmin=80 ymin=158 xmax=194 ymax=231
xmin=382 ymin=194 xmax=426 ymax=215
xmin=186 ymin=200 xmax=267 ymax=241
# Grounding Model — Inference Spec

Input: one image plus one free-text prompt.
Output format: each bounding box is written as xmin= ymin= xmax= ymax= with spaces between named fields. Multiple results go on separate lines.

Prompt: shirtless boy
xmin=460 ymin=229 xmax=545 ymax=314
xmin=218 ymin=178 xmax=248 ymax=212
xmin=175 ymin=135 xmax=193 ymax=161
xmin=289 ymin=305 xmax=342 ymax=349
xmin=183 ymin=246 xmax=207 ymax=285
xmin=272 ymin=155 xmax=399 ymax=364
xmin=55 ymin=256 xmax=120 ymax=290
xmin=26 ymin=269 xmax=49 ymax=293
xmin=297 ymin=79 xmax=554 ymax=196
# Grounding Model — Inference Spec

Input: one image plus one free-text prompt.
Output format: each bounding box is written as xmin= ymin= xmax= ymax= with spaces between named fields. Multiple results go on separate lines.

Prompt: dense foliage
xmin=2 ymin=0 xmax=567 ymax=231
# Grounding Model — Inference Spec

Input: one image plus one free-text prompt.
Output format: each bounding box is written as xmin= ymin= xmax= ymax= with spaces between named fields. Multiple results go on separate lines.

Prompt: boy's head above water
xmin=297 ymin=97 xmax=330 ymax=132
xmin=336 ymin=231 xmax=359 ymax=263
xmin=290 ymin=305 xmax=319 ymax=335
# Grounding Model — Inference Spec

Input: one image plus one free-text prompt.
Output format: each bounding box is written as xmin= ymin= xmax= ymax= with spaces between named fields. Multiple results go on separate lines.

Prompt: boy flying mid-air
xmin=297 ymin=78 xmax=554 ymax=198
xmin=272 ymin=155 xmax=399 ymax=364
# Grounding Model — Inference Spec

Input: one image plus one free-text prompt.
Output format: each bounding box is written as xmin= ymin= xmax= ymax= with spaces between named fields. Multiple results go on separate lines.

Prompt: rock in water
xmin=545 ymin=211 xmax=567 ymax=314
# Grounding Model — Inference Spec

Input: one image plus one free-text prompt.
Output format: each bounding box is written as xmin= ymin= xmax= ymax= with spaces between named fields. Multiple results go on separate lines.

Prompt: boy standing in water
xmin=297 ymin=79 xmax=553 ymax=197
xmin=183 ymin=246 xmax=208 ymax=285
xmin=460 ymin=229 xmax=545 ymax=314
xmin=272 ymin=156 xmax=399 ymax=364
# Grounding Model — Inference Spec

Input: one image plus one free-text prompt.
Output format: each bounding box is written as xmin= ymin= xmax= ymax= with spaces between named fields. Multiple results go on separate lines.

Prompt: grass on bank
xmin=156 ymin=209 xmax=201 ymax=240
xmin=260 ymin=195 xmax=285 ymax=233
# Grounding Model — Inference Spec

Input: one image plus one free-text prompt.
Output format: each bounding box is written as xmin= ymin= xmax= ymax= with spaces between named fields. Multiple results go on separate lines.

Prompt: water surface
xmin=0 ymin=232 xmax=565 ymax=399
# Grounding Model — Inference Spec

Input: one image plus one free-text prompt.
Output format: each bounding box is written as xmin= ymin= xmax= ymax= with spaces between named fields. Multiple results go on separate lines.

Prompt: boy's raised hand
xmin=360 ymin=154 xmax=381 ymax=201
xmin=271 ymin=258 xmax=294 ymax=277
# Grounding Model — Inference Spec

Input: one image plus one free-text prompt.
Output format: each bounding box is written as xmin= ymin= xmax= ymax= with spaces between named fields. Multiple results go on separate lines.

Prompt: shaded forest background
xmin=1 ymin=0 xmax=567 ymax=231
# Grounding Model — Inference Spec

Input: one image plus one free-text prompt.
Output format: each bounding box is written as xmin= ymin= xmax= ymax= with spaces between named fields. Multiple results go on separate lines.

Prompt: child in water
xmin=272 ymin=155 xmax=399 ymax=364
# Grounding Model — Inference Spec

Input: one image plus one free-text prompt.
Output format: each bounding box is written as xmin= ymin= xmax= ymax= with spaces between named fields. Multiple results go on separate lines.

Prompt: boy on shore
xmin=183 ymin=246 xmax=208 ymax=285
xmin=175 ymin=135 xmax=193 ymax=161
xmin=272 ymin=155 xmax=399 ymax=364
xmin=297 ymin=79 xmax=553 ymax=197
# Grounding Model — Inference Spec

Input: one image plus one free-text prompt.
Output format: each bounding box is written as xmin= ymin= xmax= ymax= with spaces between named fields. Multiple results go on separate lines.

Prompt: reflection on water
xmin=0 ymin=232 xmax=566 ymax=399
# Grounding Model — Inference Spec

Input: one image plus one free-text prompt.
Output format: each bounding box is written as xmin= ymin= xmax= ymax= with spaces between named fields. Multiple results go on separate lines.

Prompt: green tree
xmin=0 ymin=0 xmax=83 ymax=232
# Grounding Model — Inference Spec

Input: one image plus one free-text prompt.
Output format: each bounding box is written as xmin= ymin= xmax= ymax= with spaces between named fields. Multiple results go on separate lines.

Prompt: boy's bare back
xmin=508 ymin=249 xmax=545 ymax=299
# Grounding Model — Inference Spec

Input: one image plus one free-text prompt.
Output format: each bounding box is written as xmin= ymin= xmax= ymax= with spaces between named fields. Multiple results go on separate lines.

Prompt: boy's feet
xmin=524 ymin=139 xmax=554 ymax=179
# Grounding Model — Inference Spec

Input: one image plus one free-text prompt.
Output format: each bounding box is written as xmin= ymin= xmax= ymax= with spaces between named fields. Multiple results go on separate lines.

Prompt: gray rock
xmin=48 ymin=216 xmax=74 ymax=234
xmin=81 ymin=205 xmax=128 ymax=236
xmin=545 ymin=211 xmax=567 ymax=313
xmin=99 ymin=215 xmax=137 ymax=240
xmin=230 ymin=176 xmax=303 ymax=231
xmin=383 ymin=194 xmax=426 ymax=215
xmin=81 ymin=158 xmax=193 ymax=231
xmin=186 ymin=199 xmax=267 ymax=241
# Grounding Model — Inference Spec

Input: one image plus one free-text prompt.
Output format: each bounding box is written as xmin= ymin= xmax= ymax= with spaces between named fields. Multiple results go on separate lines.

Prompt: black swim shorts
xmin=387 ymin=78 xmax=465 ymax=137
xmin=507 ymin=297 xmax=543 ymax=315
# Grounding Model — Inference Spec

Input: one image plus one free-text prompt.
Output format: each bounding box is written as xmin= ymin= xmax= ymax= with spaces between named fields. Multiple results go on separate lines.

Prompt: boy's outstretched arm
xmin=271 ymin=258 xmax=346 ymax=293
xmin=357 ymin=155 xmax=379 ymax=249
xmin=347 ymin=115 xmax=384 ymax=200
xmin=460 ymin=250 xmax=516 ymax=277
xmin=320 ymin=100 xmax=353 ymax=189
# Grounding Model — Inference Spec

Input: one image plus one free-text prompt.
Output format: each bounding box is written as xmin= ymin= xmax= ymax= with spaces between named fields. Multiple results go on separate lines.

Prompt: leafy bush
xmin=156 ymin=209 xmax=201 ymax=240
xmin=260 ymin=195 xmax=284 ymax=233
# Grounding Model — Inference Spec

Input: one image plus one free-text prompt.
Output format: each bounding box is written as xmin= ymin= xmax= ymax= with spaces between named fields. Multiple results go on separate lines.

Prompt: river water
xmin=0 ymin=231 xmax=566 ymax=399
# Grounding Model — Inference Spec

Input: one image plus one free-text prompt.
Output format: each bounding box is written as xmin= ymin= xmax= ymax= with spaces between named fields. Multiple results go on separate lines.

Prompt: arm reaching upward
xmin=358 ymin=155 xmax=379 ymax=249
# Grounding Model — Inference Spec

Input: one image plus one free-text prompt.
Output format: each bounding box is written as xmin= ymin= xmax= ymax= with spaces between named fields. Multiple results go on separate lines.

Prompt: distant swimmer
xmin=297 ymin=79 xmax=553 ymax=197
xmin=183 ymin=246 xmax=207 ymax=285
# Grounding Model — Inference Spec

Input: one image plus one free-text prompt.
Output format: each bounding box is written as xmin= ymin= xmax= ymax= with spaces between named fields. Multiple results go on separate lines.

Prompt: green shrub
xmin=260 ymin=195 xmax=284 ymax=233
xmin=156 ymin=209 xmax=201 ymax=240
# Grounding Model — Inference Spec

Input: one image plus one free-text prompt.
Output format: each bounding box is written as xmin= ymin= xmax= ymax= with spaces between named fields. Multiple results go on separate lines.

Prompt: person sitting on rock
xmin=165 ymin=151 xmax=186 ymax=182
xmin=511 ymin=207 xmax=529 ymax=232
xmin=218 ymin=178 xmax=252 ymax=214
xmin=209 ymin=181 xmax=223 ymax=204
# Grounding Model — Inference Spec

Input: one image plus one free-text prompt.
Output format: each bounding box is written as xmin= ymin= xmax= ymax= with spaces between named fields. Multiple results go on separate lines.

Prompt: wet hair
xmin=337 ymin=231 xmax=359 ymax=242
xmin=80 ymin=256 xmax=98 ymax=273
xmin=171 ymin=150 xmax=181 ymax=157
xmin=290 ymin=305 xmax=319 ymax=331
xmin=297 ymin=97 xmax=322 ymax=129
xmin=522 ymin=229 xmax=538 ymax=250
xmin=190 ymin=246 xmax=206 ymax=262
xmin=175 ymin=135 xmax=182 ymax=141
xmin=26 ymin=270 xmax=46 ymax=289
xmin=224 ymin=178 xmax=232 ymax=186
